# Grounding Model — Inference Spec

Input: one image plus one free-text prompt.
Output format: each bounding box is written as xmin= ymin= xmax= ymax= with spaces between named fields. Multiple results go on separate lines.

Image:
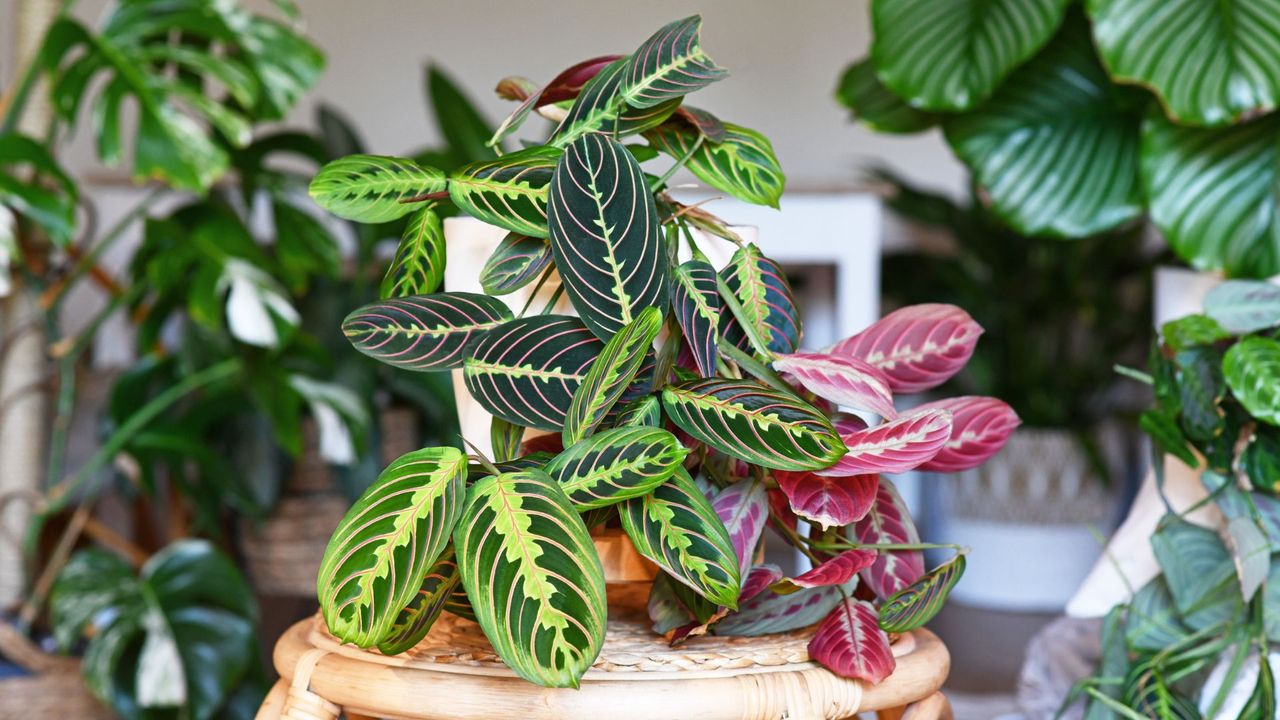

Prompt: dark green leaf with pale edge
xmin=943 ymin=15 xmax=1144 ymax=238
xmin=1175 ymin=348 xmax=1226 ymax=443
xmin=547 ymin=133 xmax=669 ymax=340
xmin=878 ymin=555 xmax=965 ymax=633
xmin=1087 ymin=0 xmax=1280 ymax=126
xmin=343 ymin=292 xmax=513 ymax=371
xmin=1150 ymin=515 xmax=1242 ymax=631
xmin=1142 ymin=113 xmax=1280 ymax=278
xmin=454 ymin=470 xmax=606 ymax=688
xmin=835 ymin=59 xmax=936 ymax=134
xmin=1204 ymin=281 xmax=1280 ymax=333
xmin=317 ymin=447 xmax=467 ymax=647
xmin=618 ymin=16 xmax=727 ymax=109
xmin=615 ymin=395 xmax=662 ymax=427
xmin=620 ymin=468 xmax=740 ymax=608
xmin=310 ymin=154 xmax=446 ymax=223
xmin=480 ymin=233 xmax=553 ymax=296
xmin=718 ymin=244 xmax=801 ymax=355
xmin=672 ymin=259 xmax=722 ymax=377
xmin=662 ymin=379 xmax=844 ymax=471
xmin=1139 ymin=410 xmax=1197 ymax=469
xmin=463 ymin=315 xmax=604 ymax=430
xmin=545 ymin=426 xmax=686 ymax=509
xmin=1125 ymin=577 xmax=1189 ymax=652
xmin=551 ymin=59 xmax=681 ymax=147
xmin=1161 ymin=314 xmax=1231 ymax=351
xmin=448 ymin=146 xmax=559 ymax=238
xmin=564 ymin=307 xmax=663 ymax=445
xmin=871 ymin=0 xmax=1071 ymax=112
xmin=646 ymin=122 xmax=784 ymax=208
xmin=1244 ymin=426 xmax=1280 ymax=493
xmin=1225 ymin=337 xmax=1280 ymax=426
xmin=381 ymin=205 xmax=445 ymax=298
xmin=490 ymin=418 xmax=525 ymax=463
xmin=376 ymin=548 xmax=461 ymax=655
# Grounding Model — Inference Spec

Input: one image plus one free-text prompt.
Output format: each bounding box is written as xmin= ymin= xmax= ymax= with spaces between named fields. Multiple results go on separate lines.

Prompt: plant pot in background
xmin=0 ymin=623 xmax=112 ymax=720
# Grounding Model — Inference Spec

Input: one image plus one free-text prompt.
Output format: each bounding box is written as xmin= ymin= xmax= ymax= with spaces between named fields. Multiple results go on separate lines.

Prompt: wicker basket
xmin=242 ymin=408 xmax=419 ymax=597
xmin=0 ymin=622 xmax=113 ymax=719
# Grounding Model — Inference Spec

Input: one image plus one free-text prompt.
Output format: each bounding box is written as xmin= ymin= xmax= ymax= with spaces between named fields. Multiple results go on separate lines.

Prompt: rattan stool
xmin=255 ymin=609 xmax=951 ymax=720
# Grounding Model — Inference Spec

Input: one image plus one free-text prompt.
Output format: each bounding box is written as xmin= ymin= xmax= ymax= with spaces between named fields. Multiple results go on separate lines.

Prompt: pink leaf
xmin=767 ymin=488 xmax=799 ymax=533
xmin=832 ymin=412 xmax=868 ymax=435
xmin=830 ymin=304 xmax=982 ymax=394
xmin=914 ymin=396 xmax=1021 ymax=472
xmin=808 ymin=599 xmax=896 ymax=684
xmin=740 ymin=564 xmax=785 ymax=603
xmin=775 ymin=471 xmax=879 ymax=528
xmin=711 ymin=479 xmax=768 ymax=580
xmin=773 ymin=352 xmax=897 ymax=419
xmin=817 ymin=409 xmax=952 ymax=477
xmin=775 ymin=549 xmax=877 ymax=593
xmin=854 ymin=480 xmax=924 ymax=599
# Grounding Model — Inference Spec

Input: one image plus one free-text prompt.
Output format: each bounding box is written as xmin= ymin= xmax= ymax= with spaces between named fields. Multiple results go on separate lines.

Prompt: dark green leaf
xmin=1161 ymin=314 xmax=1232 ymax=351
xmin=646 ymin=121 xmax=784 ymax=207
xmin=448 ymin=146 xmax=559 ymax=238
xmin=551 ymin=58 xmax=681 ymax=147
xmin=479 ymin=232 xmax=552 ymax=296
xmin=1174 ymin=347 xmax=1225 ymax=443
xmin=618 ymin=15 xmax=727 ymax=109
xmin=50 ymin=549 xmax=139 ymax=650
xmin=1139 ymin=410 xmax=1198 ymax=469
xmin=877 ymin=554 xmax=965 ymax=633
xmin=564 ymin=307 xmax=663 ymax=445
xmin=1244 ymin=425 xmax=1280 ymax=493
xmin=1224 ymin=337 xmax=1280 ymax=426
xmin=614 ymin=395 xmax=662 ymax=428
xmin=717 ymin=244 xmax=800 ymax=354
xmin=545 ymin=426 xmax=687 ymax=509
xmin=343 ymin=292 xmax=514 ymax=371
xmin=671 ymin=259 xmax=722 ymax=377
xmin=376 ymin=548 xmax=461 ymax=655
xmin=835 ymin=58 xmax=937 ymax=134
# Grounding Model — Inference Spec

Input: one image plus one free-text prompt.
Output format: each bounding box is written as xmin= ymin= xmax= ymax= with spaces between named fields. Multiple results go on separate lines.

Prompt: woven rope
xmin=0 ymin=621 xmax=111 ymax=719
xmin=281 ymin=648 xmax=339 ymax=720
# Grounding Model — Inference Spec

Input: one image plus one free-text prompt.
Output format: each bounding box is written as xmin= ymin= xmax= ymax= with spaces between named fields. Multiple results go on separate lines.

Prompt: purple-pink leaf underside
xmin=773 ymin=352 xmax=896 ymax=419
xmin=829 ymin=303 xmax=982 ymax=394
xmin=774 ymin=470 xmax=879 ymax=528
xmin=740 ymin=564 xmax=785 ymax=603
xmin=854 ymin=480 xmax=923 ymax=599
xmin=711 ymin=478 xmax=768 ymax=580
xmin=808 ymin=598 xmax=895 ymax=684
xmin=818 ymin=409 xmax=952 ymax=477
xmin=913 ymin=396 xmax=1021 ymax=472
xmin=779 ymin=548 xmax=877 ymax=591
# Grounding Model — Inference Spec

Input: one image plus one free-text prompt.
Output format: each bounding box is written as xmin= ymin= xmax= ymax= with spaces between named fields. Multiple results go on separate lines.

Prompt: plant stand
xmin=254 ymin=611 xmax=951 ymax=720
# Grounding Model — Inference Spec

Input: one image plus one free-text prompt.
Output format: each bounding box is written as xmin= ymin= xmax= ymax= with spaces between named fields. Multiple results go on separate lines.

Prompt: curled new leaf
xmin=317 ymin=447 xmax=468 ymax=647
xmin=342 ymin=292 xmax=513 ymax=371
xmin=479 ymin=233 xmax=552 ymax=296
xmin=448 ymin=146 xmax=559 ymax=238
xmin=878 ymin=555 xmax=966 ymax=633
xmin=809 ymin=599 xmax=895 ymax=684
xmin=773 ymin=352 xmax=897 ymax=419
xmin=914 ymin=396 xmax=1020 ymax=472
xmin=830 ymin=303 xmax=982 ymax=394
xmin=310 ymin=154 xmax=445 ymax=223
xmin=818 ymin=408 xmax=952 ymax=476
xmin=661 ymin=378 xmax=846 ymax=471
xmin=775 ymin=470 xmax=879 ymax=529
xmin=545 ymin=426 xmax=686 ymax=509
xmin=564 ymin=307 xmax=663 ymax=445
xmin=774 ymin=549 xmax=877 ymax=594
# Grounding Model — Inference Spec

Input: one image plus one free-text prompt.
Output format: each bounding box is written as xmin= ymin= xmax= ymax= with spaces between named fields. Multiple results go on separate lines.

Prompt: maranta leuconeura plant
xmin=309 ymin=15 xmax=1019 ymax=689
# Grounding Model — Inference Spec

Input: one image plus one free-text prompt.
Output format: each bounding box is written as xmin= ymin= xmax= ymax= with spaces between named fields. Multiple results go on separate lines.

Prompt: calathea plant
xmin=1068 ymin=281 xmax=1280 ymax=718
xmin=309 ymin=15 xmax=1019 ymax=689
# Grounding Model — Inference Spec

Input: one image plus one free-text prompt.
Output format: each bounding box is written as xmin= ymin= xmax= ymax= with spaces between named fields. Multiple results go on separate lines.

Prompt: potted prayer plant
xmin=308 ymin=15 xmax=1019 ymax=689
xmin=1068 ymin=280 xmax=1280 ymax=718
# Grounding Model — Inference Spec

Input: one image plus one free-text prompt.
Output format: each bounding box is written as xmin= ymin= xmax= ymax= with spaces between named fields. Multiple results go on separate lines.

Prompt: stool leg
xmin=888 ymin=691 xmax=952 ymax=720
xmin=346 ymin=714 xmax=378 ymax=720
xmin=255 ymin=680 xmax=289 ymax=720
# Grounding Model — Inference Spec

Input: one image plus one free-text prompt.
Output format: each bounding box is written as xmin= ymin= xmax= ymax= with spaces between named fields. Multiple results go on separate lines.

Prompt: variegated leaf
xmin=444 ymin=584 xmax=477 ymax=622
xmin=310 ymin=154 xmax=445 ymax=223
xmin=740 ymin=563 xmax=785 ymax=603
xmin=551 ymin=58 xmax=681 ymax=147
xmin=448 ymin=146 xmax=559 ymax=239
xmin=380 ymin=204 xmax=445 ymax=299
xmin=773 ymin=352 xmax=896 ymax=419
xmin=829 ymin=303 xmax=983 ymax=394
xmin=376 ymin=548 xmax=461 ymax=655
xmin=317 ymin=447 xmax=467 ymax=647
xmin=661 ymin=378 xmax=846 ymax=471
xmin=879 ymin=555 xmax=966 ymax=633
xmin=545 ymin=426 xmax=686 ymax=509
xmin=672 ymin=258 xmax=723 ymax=377
xmin=489 ymin=55 xmax=622 ymax=148
xmin=775 ymin=471 xmax=879 ymax=529
xmin=809 ymin=599 xmax=895 ymax=684
xmin=1224 ymin=337 xmax=1280 ymax=426
xmin=775 ymin=549 xmax=877 ymax=594
xmin=1203 ymin=280 xmax=1280 ymax=333
xmin=914 ymin=396 xmax=1020 ymax=472
xmin=564 ymin=307 xmax=663 ymax=445
xmin=646 ymin=121 xmax=784 ymax=207
xmin=547 ymin=133 xmax=669 ymax=340
xmin=618 ymin=15 xmax=727 ymax=109
xmin=614 ymin=395 xmax=662 ymax=428
xmin=463 ymin=315 xmax=604 ymax=430
xmin=854 ymin=480 xmax=924 ymax=599
xmin=710 ymin=478 xmax=768 ymax=581
xmin=719 ymin=244 xmax=800 ymax=355
xmin=620 ymin=468 xmax=740 ymax=608
xmin=714 ymin=581 xmax=849 ymax=636
xmin=479 ymin=233 xmax=553 ymax=296
xmin=454 ymin=469 xmax=606 ymax=688
xmin=343 ymin=292 xmax=513 ymax=371
xmin=817 ymin=408 xmax=952 ymax=477
xmin=674 ymin=105 xmax=728 ymax=142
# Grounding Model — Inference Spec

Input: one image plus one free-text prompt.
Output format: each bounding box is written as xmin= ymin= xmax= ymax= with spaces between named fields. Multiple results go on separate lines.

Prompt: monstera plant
xmin=310 ymin=15 xmax=1019 ymax=689
xmin=839 ymin=0 xmax=1280 ymax=279
xmin=1069 ymin=281 xmax=1280 ymax=718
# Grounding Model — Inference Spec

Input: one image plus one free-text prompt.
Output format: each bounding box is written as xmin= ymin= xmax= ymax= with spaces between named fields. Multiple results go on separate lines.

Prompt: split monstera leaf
xmin=310 ymin=15 xmax=1017 ymax=689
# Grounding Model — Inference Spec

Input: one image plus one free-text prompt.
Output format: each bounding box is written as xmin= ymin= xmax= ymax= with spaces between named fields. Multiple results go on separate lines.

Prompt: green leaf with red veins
xmin=718 ymin=244 xmax=801 ymax=355
xmin=672 ymin=259 xmax=723 ymax=377
xmin=564 ymin=307 xmax=663 ymax=445
xmin=381 ymin=204 xmax=445 ymax=298
xmin=618 ymin=15 xmax=728 ymax=109
xmin=342 ymin=292 xmax=512 ymax=372
xmin=448 ymin=146 xmax=559 ymax=239
xmin=479 ymin=232 xmax=552 ymax=296
xmin=878 ymin=555 xmax=966 ymax=633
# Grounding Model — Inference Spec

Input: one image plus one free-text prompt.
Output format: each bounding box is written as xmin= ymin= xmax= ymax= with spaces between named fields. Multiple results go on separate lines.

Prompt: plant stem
xmin=539 ymin=283 xmax=565 ymax=315
xmin=718 ymin=339 xmax=792 ymax=394
xmin=649 ymin=134 xmax=705 ymax=193
xmin=517 ymin=266 xmax=555 ymax=318
xmin=767 ymin=509 xmax=822 ymax=565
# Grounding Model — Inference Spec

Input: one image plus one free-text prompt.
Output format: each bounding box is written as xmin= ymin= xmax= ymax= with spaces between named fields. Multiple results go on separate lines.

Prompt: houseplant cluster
xmin=308 ymin=15 xmax=1019 ymax=688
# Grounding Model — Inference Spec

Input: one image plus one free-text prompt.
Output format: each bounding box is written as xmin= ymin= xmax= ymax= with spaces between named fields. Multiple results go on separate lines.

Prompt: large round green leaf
xmin=1087 ymin=0 xmax=1280 ymax=127
xmin=454 ymin=469 xmax=606 ymax=688
xmin=463 ymin=315 xmax=604 ymax=430
xmin=448 ymin=146 xmax=559 ymax=238
xmin=619 ymin=468 xmax=740 ymax=608
xmin=871 ymin=0 xmax=1071 ymax=112
xmin=343 ymin=292 xmax=513 ymax=371
xmin=1224 ymin=336 xmax=1280 ymax=426
xmin=545 ymin=426 xmax=687 ymax=509
xmin=563 ymin=307 xmax=663 ymax=445
xmin=317 ymin=447 xmax=468 ymax=647
xmin=660 ymin=378 xmax=846 ymax=471
xmin=834 ymin=59 xmax=937 ymax=135
xmin=1141 ymin=112 xmax=1280 ymax=278
xmin=646 ymin=121 xmax=785 ymax=208
xmin=547 ymin=133 xmax=669 ymax=340
xmin=943 ymin=16 xmax=1145 ymax=237
xmin=309 ymin=154 xmax=445 ymax=223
